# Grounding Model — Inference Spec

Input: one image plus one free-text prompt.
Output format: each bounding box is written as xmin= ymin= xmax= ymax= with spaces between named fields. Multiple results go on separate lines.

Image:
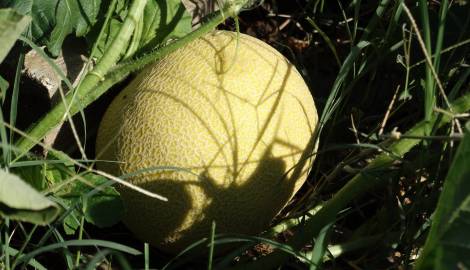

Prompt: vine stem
xmin=14 ymin=0 xmax=248 ymax=157
xmin=232 ymin=92 xmax=470 ymax=269
xmin=14 ymin=0 xmax=147 ymax=157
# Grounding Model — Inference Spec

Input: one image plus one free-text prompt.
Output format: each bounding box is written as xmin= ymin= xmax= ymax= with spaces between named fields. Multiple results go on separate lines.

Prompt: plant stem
xmin=233 ymin=92 xmax=470 ymax=269
xmin=13 ymin=0 xmax=148 ymax=157
xmin=14 ymin=1 xmax=248 ymax=157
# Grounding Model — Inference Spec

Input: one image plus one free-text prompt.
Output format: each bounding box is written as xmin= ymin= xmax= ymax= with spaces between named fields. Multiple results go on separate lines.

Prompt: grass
xmin=1 ymin=0 xmax=470 ymax=269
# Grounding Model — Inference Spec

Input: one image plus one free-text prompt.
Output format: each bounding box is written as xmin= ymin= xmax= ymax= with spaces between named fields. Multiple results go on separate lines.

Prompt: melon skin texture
xmin=96 ymin=30 xmax=318 ymax=253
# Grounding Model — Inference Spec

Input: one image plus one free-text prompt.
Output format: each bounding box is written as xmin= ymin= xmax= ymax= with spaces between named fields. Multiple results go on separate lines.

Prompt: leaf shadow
xmin=96 ymin=31 xmax=317 ymax=254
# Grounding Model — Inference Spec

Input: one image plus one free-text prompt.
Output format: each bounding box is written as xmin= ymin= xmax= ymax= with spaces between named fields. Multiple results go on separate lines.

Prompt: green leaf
xmin=63 ymin=173 xmax=124 ymax=228
xmin=138 ymin=0 xmax=192 ymax=52
xmin=3 ymin=245 xmax=47 ymax=270
xmin=85 ymin=174 xmax=124 ymax=228
xmin=2 ymin=0 xmax=101 ymax=56
xmin=82 ymin=173 xmax=124 ymax=228
xmin=0 ymin=75 xmax=9 ymax=103
xmin=415 ymin=122 xmax=470 ymax=270
xmin=0 ymin=8 xmax=31 ymax=63
xmin=63 ymin=208 xmax=81 ymax=234
xmin=15 ymin=239 xmax=142 ymax=265
xmin=309 ymin=223 xmax=332 ymax=269
xmin=0 ymin=169 xmax=60 ymax=225
xmin=87 ymin=0 xmax=192 ymax=59
xmin=10 ymin=155 xmax=75 ymax=191
xmin=12 ymin=163 xmax=45 ymax=190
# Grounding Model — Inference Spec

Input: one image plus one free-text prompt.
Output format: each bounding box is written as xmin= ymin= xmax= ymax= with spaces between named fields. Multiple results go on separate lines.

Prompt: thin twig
xmin=350 ymin=114 xmax=360 ymax=144
xmin=379 ymin=85 xmax=401 ymax=136
xmin=5 ymin=122 xmax=167 ymax=201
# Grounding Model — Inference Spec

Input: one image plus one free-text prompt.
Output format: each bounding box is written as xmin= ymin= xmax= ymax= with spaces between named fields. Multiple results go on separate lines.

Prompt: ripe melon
xmin=96 ymin=30 xmax=318 ymax=253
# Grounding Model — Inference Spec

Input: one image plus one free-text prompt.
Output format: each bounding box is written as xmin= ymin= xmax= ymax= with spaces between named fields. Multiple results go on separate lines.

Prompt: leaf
xmin=138 ymin=0 xmax=192 ymax=51
xmin=63 ymin=208 xmax=81 ymax=234
xmin=15 ymin=239 xmax=142 ymax=265
xmin=87 ymin=0 xmax=192 ymax=59
xmin=0 ymin=75 xmax=9 ymax=103
xmin=0 ymin=169 xmax=60 ymax=225
xmin=12 ymin=162 xmax=46 ymax=190
xmin=3 ymin=245 xmax=47 ymax=270
xmin=415 ymin=122 xmax=470 ymax=270
xmin=0 ymin=8 xmax=31 ymax=63
xmin=62 ymin=172 xmax=124 ymax=229
xmin=1 ymin=0 xmax=101 ymax=56
xmin=309 ymin=223 xmax=332 ymax=270
xmin=10 ymin=155 xmax=75 ymax=191
xmin=83 ymin=174 xmax=124 ymax=228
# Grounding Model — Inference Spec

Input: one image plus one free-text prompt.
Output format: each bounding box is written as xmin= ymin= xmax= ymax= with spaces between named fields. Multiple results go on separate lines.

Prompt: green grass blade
xmin=2 ymin=219 xmax=11 ymax=270
xmin=0 ymin=75 xmax=9 ymax=104
xmin=208 ymin=221 xmax=216 ymax=270
xmin=84 ymin=249 xmax=133 ymax=270
xmin=8 ymin=52 xmax=24 ymax=165
xmin=414 ymin=122 xmax=470 ymax=269
xmin=14 ymin=239 xmax=142 ymax=266
xmin=448 ymin=65 xmax=470 ymax=101
xmin=144 ymin=243 xmax=149 ymax=270
xmin=418 ymin=0 xmax=435 ymax=136
xmin=0 ymin=109 xmax=9 ymax=165
xmin=10 ymin=225 xmax=37 ymax=266
xmin=233 ymin=91 xmax=470 ymax=270
xmin=302 ymin=234 xmax=390 ymax=263
xmin=360 ymin=0 xmax=391 ymax=42
xmin=432 ymin=0 xmax=449 ymax=79
xmin=308 ymin=223 xmax=332 ymax=270
xmin=84 ymin=249 xmax=113 ymax=270
xmin=351 ymin=0 xmax=361 ymax=43
xmin=51 ymin=228 xmax=75 ymax=269
xmin=112 ymin=252 xmax=133 ymax=270
xmin=2 ymin=246 xmax=47 ymax=270
xmin=319 ymin=40 xmax=370 ymax=127
xmin=306 ymin=17 xmax=340 ymax=67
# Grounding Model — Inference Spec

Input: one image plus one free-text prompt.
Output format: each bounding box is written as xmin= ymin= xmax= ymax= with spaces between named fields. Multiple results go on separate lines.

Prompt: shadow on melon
xmin=118 ymin=143 xmax=308 ymax=255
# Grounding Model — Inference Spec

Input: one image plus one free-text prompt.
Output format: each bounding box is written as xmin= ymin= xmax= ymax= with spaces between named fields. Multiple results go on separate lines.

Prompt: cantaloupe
xmin=96 ymin=30 xmax=318 ymax=253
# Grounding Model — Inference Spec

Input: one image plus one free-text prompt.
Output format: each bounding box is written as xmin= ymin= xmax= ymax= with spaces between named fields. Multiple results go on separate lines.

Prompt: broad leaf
xmin=1 ymin=0 xmax=101 ymax=56
xmin=138 ymin=0 xmax=192 ymax=52
xmin=415 ymin=122 xmax=470 ymax=269
xmin=0 ymin=169 xmax=60 ymax=225
xmin=82 ymin=173 xmax=124 ymax=228
xmin=13 ymin=162 xmax=46 ymax=190
xmin=0 ymin=8 xmax=31 ymax=63
xmin=87 ymin=0 xmax=192 ymax=59
xmin=61 ymin=172 xmax=124 ymax=229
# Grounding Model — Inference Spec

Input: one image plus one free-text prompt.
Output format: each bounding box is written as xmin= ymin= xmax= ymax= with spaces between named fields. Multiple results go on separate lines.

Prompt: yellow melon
xmin=96 ymin=30 xmax=318 ymax=253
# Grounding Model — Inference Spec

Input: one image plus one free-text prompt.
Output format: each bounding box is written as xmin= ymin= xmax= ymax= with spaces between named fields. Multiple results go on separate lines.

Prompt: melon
xmin=96 ymin=30 xmax=318 ymax=253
